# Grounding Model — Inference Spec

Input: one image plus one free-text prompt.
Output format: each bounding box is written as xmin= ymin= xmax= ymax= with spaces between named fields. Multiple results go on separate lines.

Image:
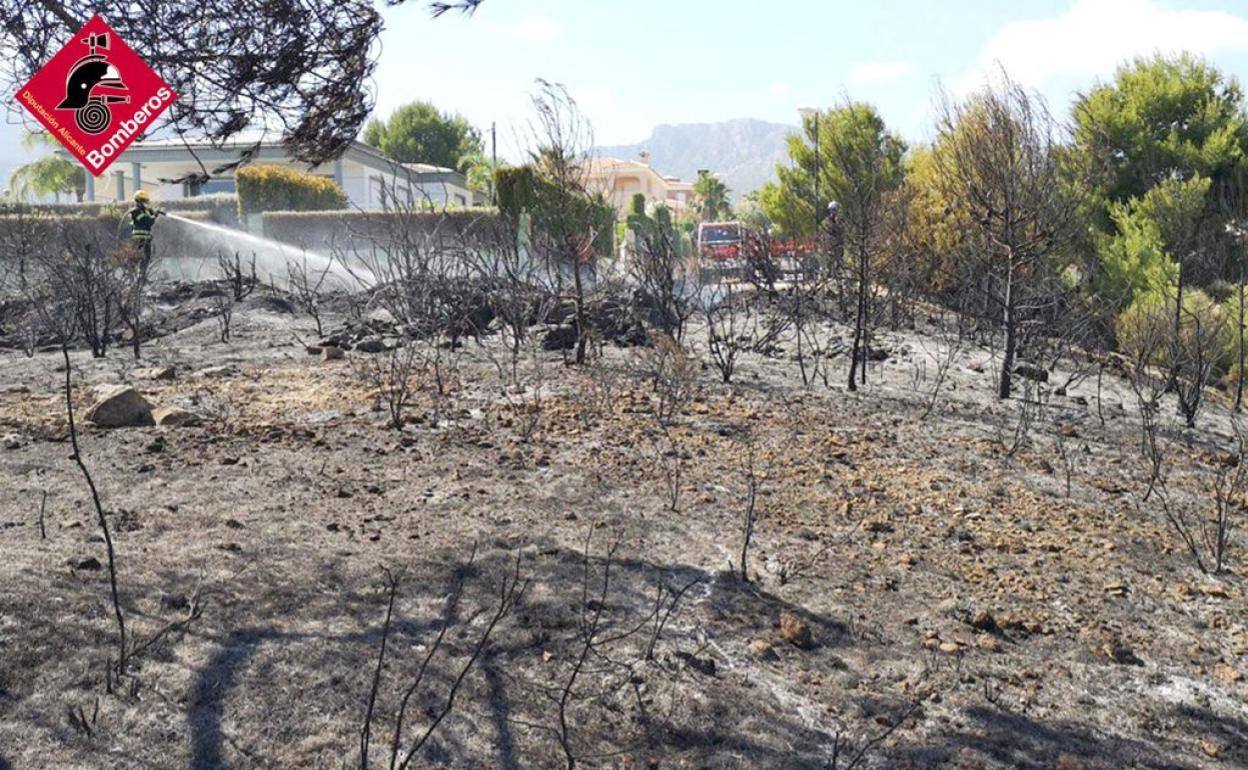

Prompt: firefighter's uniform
xmin=125 ymin=191 xmax=162 ymax=264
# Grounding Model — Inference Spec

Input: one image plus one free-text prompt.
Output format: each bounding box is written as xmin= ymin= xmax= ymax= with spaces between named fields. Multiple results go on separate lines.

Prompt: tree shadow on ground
xmin=182 ymin=543 xmax=856 ymax=769
xmin=889 ymin=704 xmax=1199 ymax=770
xmin=1166 ymin=702 xmax=1248 ymax=768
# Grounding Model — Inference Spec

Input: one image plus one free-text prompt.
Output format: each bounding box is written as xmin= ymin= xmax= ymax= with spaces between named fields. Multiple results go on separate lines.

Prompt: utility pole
xmin=490 ymin=121 xmax=497 ymax=206
xmin=799 ymin=108 xmax=821 ymax=235
xmin=813 ymin=110 xmax=821 ymax=234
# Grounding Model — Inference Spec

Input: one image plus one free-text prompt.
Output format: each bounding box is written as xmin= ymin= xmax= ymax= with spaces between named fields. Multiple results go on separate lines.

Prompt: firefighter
xmin=125 ymin=190 xmax=164 ymax=265
xmin=825 ymin=200 xmax=845 ymax=265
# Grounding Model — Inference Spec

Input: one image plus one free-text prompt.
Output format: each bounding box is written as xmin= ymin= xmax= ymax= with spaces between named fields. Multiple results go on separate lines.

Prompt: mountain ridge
xmin=595 ymin=117 xmax=795 ymax=201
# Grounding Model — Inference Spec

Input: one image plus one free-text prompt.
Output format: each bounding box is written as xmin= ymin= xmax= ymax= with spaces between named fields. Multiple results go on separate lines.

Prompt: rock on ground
xmin=84 ymin=385 xmax=153 ymax=428
xmin=152 ymin=406 xmax=202 ymax=427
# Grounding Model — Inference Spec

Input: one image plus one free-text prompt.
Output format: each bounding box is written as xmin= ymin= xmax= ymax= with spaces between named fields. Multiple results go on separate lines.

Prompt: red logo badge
xmin=15 ymin=14 xmax=176 ymax=176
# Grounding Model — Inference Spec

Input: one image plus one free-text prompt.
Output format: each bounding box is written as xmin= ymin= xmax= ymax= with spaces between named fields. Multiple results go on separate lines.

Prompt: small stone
xmin=1102 ymin=640 xmax=1142 ymax=666
xmin=674 ymin=651 xmax=717 ymax=676
xmin=1215 ymin=664 xmax=1243 ymax=684
xmin=748 ymin=639 xmax=778 ymax=660
xmin=1103 ymin=581 xmax=1128 ymax=596
xmin=865 ymin=519 xmax=894 ymax=534
xmin=1201 ymin=741 xmax=1223 ymax=759
xmin=938 ymin=641 xmax=961 ymax=654
xmin=321 ymin=346 xmax=345 ymax=361
xmin=197 ymin=365 xmax=239 ymax=379
xmin=354 ymin=336 xmax=386 ymax=354
xmin=161 ymin=593 xmax=190 ymax=612
xmin=2 ymin=434 xmax=21 ymax=450
xmin=75 ymin=557 xmax=102 ymax=571
xmin=779 ymin=612 xmax=814 ymax=649
xmin=976 ymin=634 xmax=1001 ymax=652
xmin=1199 ymin=583 xmax=1230 ymax=599
xmin=132 ymin=365 xmax=176 ymax=381
xmin=152 ymin=406 xmax=202 ymax=427
xmin=971 ymin=609 xmax=998 ymax=632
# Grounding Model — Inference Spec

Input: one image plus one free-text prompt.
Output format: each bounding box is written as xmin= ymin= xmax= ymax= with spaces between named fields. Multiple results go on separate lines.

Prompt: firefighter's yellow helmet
xmin=133 ymin=190 xmax=151 ymax=204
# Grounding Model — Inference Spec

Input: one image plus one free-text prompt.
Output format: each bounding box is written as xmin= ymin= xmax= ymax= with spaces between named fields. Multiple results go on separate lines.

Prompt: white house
xmin=62 ymin=133 xmax=482 ymax=210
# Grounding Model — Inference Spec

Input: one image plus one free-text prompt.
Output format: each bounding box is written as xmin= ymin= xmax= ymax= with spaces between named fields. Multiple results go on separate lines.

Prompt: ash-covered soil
xmin=0 ymin=286 xmax=1245 ymax=769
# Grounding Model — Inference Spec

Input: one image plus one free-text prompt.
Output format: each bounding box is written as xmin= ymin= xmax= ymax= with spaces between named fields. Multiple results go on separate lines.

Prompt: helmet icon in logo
xmin=55 ymin=32 xmax=130 ymax=134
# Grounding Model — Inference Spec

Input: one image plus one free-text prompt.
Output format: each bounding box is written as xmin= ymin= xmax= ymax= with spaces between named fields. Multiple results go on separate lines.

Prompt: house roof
xmin=587 ymin=157 xmax=693 ymax=199
xmin=60 ymin=133 xmax=458 ymax=177
xmin=587 ymin=157 xmax=656 ymax=174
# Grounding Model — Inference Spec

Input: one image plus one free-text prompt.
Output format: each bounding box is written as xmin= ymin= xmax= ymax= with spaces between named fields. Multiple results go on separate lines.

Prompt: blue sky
xmin=372 ymin=0 xmax=1248 ymax=157
xmin=5 ymin=0 xmax=1248 ymax=185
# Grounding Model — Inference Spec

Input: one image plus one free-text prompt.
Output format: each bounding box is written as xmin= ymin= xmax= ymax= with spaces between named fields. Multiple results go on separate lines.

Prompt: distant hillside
xmin=595 ymin=118 xmax=794 ymax=201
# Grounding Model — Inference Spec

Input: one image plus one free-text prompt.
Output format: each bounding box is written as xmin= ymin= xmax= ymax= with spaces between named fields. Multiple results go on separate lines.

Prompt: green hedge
xmin=29 ymin=194 xmax=239 ymax=226
xmin=260 ymin=208 xmax=508 ymax=252
xmin=236 ymin=164 xmax=346 ymax=218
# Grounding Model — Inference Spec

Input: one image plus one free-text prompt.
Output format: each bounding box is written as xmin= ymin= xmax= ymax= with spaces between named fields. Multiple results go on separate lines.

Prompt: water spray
xmin=161 ymin=214 xmax=374 ymax=291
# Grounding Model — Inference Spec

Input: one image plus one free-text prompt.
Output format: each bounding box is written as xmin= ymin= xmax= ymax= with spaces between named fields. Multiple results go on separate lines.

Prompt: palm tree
xmin=693 ymin=170 xmax=730 ymax=222
xmin=7 ymin=132 xmax=86 ymax=202
xmin=457 ymin=147 xmax=497 ymax=204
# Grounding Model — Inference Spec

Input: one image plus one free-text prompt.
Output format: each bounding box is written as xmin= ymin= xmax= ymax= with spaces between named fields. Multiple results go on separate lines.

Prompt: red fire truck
xmin=697 ymin=221 xmax=816 ymax=276
xmin=696 ymin=221 xmax=746 ymax=260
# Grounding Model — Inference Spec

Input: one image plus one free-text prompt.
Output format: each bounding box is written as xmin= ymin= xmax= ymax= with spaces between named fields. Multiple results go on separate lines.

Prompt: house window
xmin=200 ymin=179 xmax=236 ymax=195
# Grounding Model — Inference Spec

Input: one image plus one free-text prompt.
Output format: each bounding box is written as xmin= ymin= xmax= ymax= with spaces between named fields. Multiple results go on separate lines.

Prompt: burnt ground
xmin=0 ymin=287 xmax=1246 ymax=769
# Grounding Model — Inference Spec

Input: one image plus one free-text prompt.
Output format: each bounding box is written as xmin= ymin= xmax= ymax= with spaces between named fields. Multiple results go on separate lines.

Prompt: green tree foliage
xmin=734 ymin=191 xmax=771 ymax=232
xmin=821 ymin=103 xmax=906 ymax=203
xmin=627 ymin=198 xmax=690 ymax=257
xmin=755 ymin=182 xmax=802 ymax=237
xmin=1116 ymin=286 xmax=1230 ymax=373
xmin=457 ymin=146 xmax=498 ymax=197
xmin=236 ymin=164 xmax=347 ymax=216
xmin=897 ymin=144 xmax=970 ymax=294
xmin=7 ymin=132 xmax=85 ymax=203
xmin=363 ymin=101 xmax=483 ymax=170
xmin=1098 ymin=175 xmax=1209 ymax=306
xmin=630 ymin=192 xmax=647 ymax=218
xmin=692 ymin=170 xmax=731 ymax=222
xmin=760 ymin=104 xmax=906 ymax=237
xmin=1060 ymin=54 xmax=1248 ymax=361
xmin=8 ymin=156 xmax=85 ymax=203
xmin=1071 ymin=54 xmax=1248 ymax=212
